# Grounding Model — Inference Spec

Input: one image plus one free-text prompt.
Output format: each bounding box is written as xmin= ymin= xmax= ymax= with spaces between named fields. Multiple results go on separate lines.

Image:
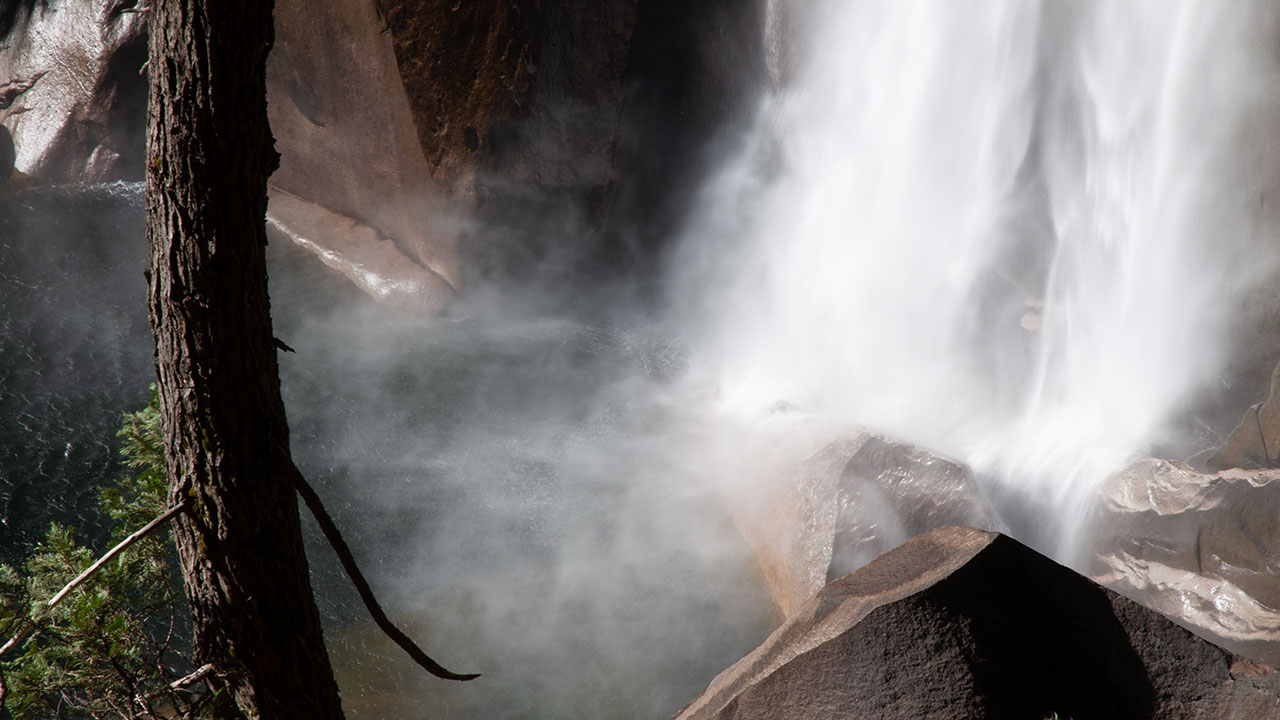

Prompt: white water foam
xmin=674 ymin=1 xmax=1280 ymax=557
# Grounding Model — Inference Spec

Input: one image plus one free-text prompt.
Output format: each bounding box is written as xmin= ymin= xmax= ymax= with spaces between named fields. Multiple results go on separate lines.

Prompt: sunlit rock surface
xmin=266 ymin=192 xmax=454 ymax=316
xmin=674 ymin=527 xmax=1280 ymax=720
xmin=0 ymin=0 xmax=146 ymax=182
xmin=722 ymin=412 xmax=1280 ymax=667
xmin=267 ymin=0 xmax=459 ymax=311
xmin=712 ymin=412 xmax=999 ymax=617
xmin=1091 ymin=457 xmax=1280 ymax=666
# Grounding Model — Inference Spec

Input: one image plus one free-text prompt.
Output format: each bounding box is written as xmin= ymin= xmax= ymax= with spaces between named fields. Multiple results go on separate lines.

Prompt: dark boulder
xmin=675 ymin=526 xmax=1280 ymax=720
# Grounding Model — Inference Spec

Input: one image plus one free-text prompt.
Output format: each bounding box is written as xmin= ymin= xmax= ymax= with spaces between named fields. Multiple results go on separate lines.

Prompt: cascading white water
xmin=676 ymin=1 xmax=1280 ymax=557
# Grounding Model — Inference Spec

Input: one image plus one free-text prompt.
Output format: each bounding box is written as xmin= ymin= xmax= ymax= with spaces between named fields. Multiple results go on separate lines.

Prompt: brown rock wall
xmin=266 ymin=0 xmax=460 ymax=302
xmin=1207 ymin=360 xmax=1280 ymax=470
xmin=378 ymin=0 xmax=637 ymax=201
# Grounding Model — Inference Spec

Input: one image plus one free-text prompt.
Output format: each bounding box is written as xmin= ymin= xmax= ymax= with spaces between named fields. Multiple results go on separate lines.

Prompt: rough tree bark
xmin=145 ymin=1 xmax=345 ymax=717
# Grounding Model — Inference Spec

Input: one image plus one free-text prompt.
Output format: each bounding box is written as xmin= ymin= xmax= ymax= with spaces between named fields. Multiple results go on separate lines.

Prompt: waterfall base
xmin=714 ymin=412 xmax=1280 ymax=667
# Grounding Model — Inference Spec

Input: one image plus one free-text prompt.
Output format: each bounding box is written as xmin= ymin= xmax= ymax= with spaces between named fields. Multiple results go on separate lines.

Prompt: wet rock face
xmin=716 ymin=414 xmax=1000 ymax=617
xmin=0 ymin=0 xmax=147 ymax=183
xmin=378 ymin=0 xmax=636 ymax=199
xmin=675 ymin=527 xmax=1280 ymax=720
xmin=1205 ymin=361 xmax=1280 ymax=471
xmin=723 ymin=412 xmax=1280 ymax=665
xmin=825 ymin=436 xmax=999 ymax=582
xmin=1090 ymin=457 xmax=1280 ymax=666
xmin=266 ymin=0 xmax=458 ymax=313
xmin=376 ymin=0 xmax=639 ymax=287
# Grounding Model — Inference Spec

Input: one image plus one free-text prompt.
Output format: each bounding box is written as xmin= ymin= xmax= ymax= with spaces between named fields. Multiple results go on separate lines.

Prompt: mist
xmin=6 ymin=1 xmax=1280 ymax=717
xmin=670 ymin=0 xmax=1280 ymax=560
xmin=264 ymin=218 xmax=778 ymax=717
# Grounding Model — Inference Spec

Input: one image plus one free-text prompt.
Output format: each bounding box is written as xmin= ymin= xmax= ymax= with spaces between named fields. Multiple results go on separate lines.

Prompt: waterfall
xmin=675 ymin=0 xmax=1280 ymax=557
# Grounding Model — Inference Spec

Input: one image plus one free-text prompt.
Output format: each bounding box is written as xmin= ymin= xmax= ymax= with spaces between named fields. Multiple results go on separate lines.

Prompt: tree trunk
xmin=145 ymin=1 xmax=345 ymax=717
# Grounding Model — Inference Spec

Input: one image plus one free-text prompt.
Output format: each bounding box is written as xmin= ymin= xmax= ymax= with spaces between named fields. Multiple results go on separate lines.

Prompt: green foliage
xmin=0 ymin=386 xmax=210 ymax=719
xmin=103 ymin=384 xmax=169 ymax=530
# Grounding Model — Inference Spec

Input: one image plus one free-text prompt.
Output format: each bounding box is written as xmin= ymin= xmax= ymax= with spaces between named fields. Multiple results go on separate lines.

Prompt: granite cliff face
xmin=265 ymin=0 xmax=460 ymax=314
xmin=0 ymin=0 xmax=147 ymax=184
xmin=374 ymin=0 xmax=769 ymax=287
xmin=0 ymin=0 xmax=768 ymax=305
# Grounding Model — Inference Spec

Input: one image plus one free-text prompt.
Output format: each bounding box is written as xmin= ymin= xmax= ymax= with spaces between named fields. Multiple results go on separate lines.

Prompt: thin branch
xmin=288 ymin=467 xmax=479 ymax=681
xmin=0 ymin=502 xmax=188 ymax=659
xmin=0 ymin=616 xmax=29 ymax=659
xmin=169 ymin=663 xmax=213 ymax=691
xmin=47 ymin=502 xmax=189 ymax=609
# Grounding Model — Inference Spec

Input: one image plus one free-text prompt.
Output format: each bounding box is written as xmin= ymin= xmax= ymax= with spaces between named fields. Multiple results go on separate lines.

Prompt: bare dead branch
xmin=47 ymin=501 xmax=189 ymax=609
xmin=288 ymin=467 xmax=480 ymax=681
xmin=0 ymin=501 xmax=188 ymax=659
xmin=170 ymin=662 xmax=214 ymax=691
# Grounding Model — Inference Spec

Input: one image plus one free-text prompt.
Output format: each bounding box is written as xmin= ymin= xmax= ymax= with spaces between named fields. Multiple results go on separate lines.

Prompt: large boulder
xmin=1090 ymin=456 xmax=1280 ymax=666
xmin=674 ymin=526 xmax=1280 ymax=720
xmin=0 ymin=0 xmax=147 ymax=182
xmin=711 ymin=411 xmax=1000 ymax=617
xmin=714 ymin=412 xmax=1280 ymax=666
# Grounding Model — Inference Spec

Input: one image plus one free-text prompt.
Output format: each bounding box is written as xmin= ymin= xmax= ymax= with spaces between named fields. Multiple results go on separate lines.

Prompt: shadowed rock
xmin=675 ymin=526 xmax=1280 ymax=720
xmin=377 ymin=0 xmax=638 ymax=204
xmin=1206 ymin=361 xmax=1280 ymax=471
xmin=0 ymin=123 xmax=14 ymax=185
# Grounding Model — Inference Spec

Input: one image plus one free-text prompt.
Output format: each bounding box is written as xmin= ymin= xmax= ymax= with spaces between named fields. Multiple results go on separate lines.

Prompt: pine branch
xmin=46 ymin=501 xmax=188 ymax=610
xmin=0 ymin=501 xmax=188 ymax=659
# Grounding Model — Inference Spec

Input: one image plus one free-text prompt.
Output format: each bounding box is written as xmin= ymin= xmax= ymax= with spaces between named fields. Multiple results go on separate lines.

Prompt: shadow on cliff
xmin=453 ymin=0 xmax=771 ymax=318
xmin=0 ymin=0 xmax=43 ymax=40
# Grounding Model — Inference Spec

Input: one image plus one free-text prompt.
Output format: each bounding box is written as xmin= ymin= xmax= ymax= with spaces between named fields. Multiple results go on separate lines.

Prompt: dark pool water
xmin=0 ymin=181 xmax=152 ymax=560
